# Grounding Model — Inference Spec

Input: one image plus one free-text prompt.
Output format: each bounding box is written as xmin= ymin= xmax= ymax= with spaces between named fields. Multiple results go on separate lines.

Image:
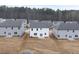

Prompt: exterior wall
xmin=0 ymin=27 xmax=25 ymax=37
xmin=30 ymin=28 xmax=49 ymax=38
xmin=17 ymin=20 xmax=27 ymax=36
xmin=52 ymin=28 xmax=58 ymax=37
xmin=21 ymin=20 xmax=27 ymax=30
xmin=54 ymin=30 xmax=79 ymax=40
xmin=0 ymin=20 xmax=27 ymax=37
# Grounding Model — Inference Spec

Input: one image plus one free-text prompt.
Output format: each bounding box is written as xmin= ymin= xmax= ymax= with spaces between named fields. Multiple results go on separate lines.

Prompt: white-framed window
xmin=45 ymin=33 xmax=46 ymax=35
xmin=36 ymin=28 xmax=38 ymax=31
xmin=34 ymin=33 xmax=37 ymax=35
xmin=14 ymin=32 xmax=17 ymax=34
xmin=75 ymin=35 xmax=78 ymax=37
xmin=40 ymin=34 xmax=43 ymax=36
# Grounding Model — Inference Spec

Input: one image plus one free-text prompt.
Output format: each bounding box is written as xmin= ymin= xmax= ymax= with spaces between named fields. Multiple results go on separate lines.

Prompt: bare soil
xmin=0 ymin=34 xmax=79 ymax=54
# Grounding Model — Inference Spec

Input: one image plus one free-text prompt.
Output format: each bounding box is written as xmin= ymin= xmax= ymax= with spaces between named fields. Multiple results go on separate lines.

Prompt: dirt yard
xmin=19 ymin=37 xmax=79 ymax=54
xmin=0 ymin=34 xmax=79 ymax=54
xmin=0 ymin=37 xmax=23 ymax=53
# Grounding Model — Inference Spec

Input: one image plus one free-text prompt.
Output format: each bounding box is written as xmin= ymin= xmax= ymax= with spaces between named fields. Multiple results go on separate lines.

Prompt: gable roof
xmin=0 ymin=19 xmax=26 ymax=27
xmin=57 ymin=22 xmax=79 ymax=30
xmin=29 ymin=20 xmax=52 ymax=28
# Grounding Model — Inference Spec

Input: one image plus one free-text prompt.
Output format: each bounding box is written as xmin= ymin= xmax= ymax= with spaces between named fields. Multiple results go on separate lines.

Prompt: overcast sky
xmin=0 ymin=0 xmax=79 ymax=10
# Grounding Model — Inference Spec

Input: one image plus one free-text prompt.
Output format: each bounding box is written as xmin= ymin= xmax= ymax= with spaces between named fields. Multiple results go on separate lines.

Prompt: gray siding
xmin=0 ymin=20 xmax=27 ymax=37
xmin=55 ymin=30 xmax=79 ymax=40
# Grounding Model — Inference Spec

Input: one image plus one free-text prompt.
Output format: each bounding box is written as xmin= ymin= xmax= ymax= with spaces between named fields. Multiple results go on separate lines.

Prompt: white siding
xmin=54 ymin=30 xmax=79 ymax=40
xmin=30 ymin=28 xmax=49 ymax=38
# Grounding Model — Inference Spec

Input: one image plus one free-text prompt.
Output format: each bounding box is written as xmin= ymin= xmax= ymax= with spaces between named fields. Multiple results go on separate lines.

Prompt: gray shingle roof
xmin=58 ymin=23 xmax=79 ymax=30
xmin=30 ymin=20 xmax=52 ymax=28
xmin=0 ymin=19 xmax=26 ymax=27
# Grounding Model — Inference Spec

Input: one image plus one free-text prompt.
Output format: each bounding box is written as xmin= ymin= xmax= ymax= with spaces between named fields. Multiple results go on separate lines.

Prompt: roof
xmin=29 ymin=20 xmax=52 ymax=28
xmin=57 ymin=23 xmax=79 ymax=30
xmin=0 ymin=19 xmax=26 ymax=27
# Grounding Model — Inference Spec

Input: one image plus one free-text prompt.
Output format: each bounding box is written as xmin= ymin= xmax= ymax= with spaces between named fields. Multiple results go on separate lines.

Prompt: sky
xmin=27 ymin=5 xmax=79 ymax=10
xmin=0 ymin=0 xmax=79 ymax=10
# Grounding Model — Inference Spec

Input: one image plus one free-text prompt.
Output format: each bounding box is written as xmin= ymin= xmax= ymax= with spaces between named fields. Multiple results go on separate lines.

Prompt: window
xmin=4 ymin=32 xmax=6 ymax=34
xmin=40 ymin=28 xmax=42 ymax=30
xmin=18 ymin=27 xmax=20 ymax=29
xmin=6 ymin=27 xmax=7 ymax=29
xmin=31 ymin=28 xmax=33 ymax=31
xmin=58 ymin=35 xmax=60 ymax=37
xmin=25 ymin=26 xmax=28 ymax=28
xmin=75 ymin=35 xmax=78 ymax=37
xmin=65 ymin=35 xmax=67 ymax=37
xmin=67 ymin=30 xmax=69 ymax=32
xmin=14 ymin=32 xmax=17 ymax=34
xmin=8 ymin=33 xmax=11 ymax=35
xmin=64 ymin=21 xmax=66 ymax=23
xmin=45 ymin=33 xmax=46 ymax=35
xmin=69 ymin=36 xmax=72 ymax=38
xmin=12 ymin=27 xmax=13 ymax=30
xmin=34 ymin=33 xmax=37 ymax=35
xmin=36 ymin=28 xmax=38 ymax=31
xmin=40 ymin=34 xmax=43 ymax=36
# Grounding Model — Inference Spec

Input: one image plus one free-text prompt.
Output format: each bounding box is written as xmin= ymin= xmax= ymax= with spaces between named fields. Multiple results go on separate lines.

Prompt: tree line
xmin=0 ymin=5 xmax=79 ymax=21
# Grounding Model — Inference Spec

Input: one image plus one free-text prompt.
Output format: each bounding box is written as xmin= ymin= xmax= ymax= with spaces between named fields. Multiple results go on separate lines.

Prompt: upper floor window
xmin=36 ymin=28 xmax=38 ymax=31
xmin=73 ymin=30 xmax=74 ymax=32
xmin=6 ymin=27 xmax=7 ymax=29
xmin=40 ymin=28 xmax=42 ymax=30
xmin=12 ymin=27 xmax=13 ymax=30
xmin=67 ymin=29 xmax=69 ymax=32
xmin=31 ymin=28 xmax=33 ymax=31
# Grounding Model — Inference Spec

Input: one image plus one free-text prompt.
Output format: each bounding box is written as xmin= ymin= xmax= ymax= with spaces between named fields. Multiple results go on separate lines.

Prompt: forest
xmin=0 ymin=5 xmax=79 ymax=21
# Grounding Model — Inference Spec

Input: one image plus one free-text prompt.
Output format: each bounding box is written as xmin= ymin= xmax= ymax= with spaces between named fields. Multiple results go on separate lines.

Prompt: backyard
xmin=0 ymin=33 xmax=79 ymax=53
